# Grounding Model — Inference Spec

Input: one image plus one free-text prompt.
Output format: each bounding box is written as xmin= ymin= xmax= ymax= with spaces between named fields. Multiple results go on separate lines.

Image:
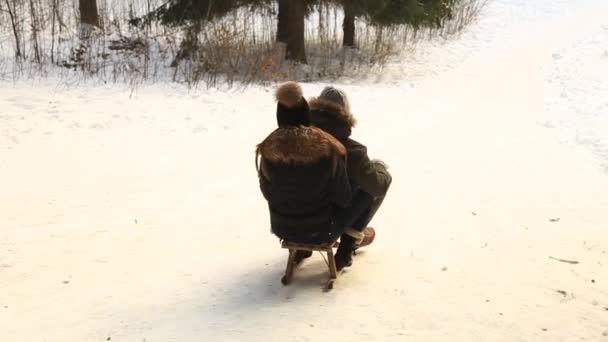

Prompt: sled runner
xmin=280 ymin=240 xmax=339 ymax=290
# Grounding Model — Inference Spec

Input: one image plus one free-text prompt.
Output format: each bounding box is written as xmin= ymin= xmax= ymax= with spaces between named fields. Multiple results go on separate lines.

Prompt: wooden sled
xmin=280 ymin=240 xmax=339 ymax=290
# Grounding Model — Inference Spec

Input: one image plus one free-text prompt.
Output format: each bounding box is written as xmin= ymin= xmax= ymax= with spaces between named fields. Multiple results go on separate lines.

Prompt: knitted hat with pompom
xmin=275 ymin=82 xmax=310 ymax=128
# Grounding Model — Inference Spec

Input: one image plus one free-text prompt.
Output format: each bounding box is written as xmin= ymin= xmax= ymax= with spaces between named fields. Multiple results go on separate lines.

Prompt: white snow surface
xmin=2 ymin=0 xmax=608 ymax=341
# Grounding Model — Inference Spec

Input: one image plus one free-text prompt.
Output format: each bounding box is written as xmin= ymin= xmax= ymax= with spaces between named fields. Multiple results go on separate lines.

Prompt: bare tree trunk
xmin=55 ymin=0 xmax=66 ymax=30
xmin=276 ymin=0 xmax=288 ymax=43
xmin=51 ymin=0 xmax=57 ymax=63
xmin=79 ymin=0 xmax=100 ymax=28
xmin=4 ymin=0 xmax=22 ymax=59
xmin=284 ymin=0 xmax=306 ymax=63
xmin=342 ymin=6 xmax=355 ymax=47
xmin=29 ymin=0 xmax=41 ymax=63
xmin=318 ymin=0 xmax=325 ymax=44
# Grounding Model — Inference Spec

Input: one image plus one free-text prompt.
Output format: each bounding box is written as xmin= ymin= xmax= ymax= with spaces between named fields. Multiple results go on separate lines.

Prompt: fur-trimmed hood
xmin=256 ymin=126 xmax=346 ymax=166
xmin=308 ymin=97 xmax=356 ymax=142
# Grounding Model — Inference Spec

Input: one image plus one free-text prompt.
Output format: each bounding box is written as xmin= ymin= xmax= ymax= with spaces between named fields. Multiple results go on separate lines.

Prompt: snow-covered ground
xmin=2 ymin=0 xmax=608 ymax=341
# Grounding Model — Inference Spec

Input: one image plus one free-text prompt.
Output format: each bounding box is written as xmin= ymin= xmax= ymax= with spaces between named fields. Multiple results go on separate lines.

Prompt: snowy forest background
xmin=0 ymin=0 xmax=485 ymax=87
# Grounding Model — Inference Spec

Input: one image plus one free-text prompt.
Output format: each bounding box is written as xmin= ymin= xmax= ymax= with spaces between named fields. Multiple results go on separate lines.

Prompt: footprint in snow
xmin=193 ymin=126 xmax=208 ymax=133
xmin=542 ymin=121 xmax=555 ymax=129
xmin=89 ymin=123 xmax=106 ymax=130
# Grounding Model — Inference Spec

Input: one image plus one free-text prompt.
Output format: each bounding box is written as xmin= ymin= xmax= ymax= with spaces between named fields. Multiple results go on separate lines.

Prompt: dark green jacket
xmin=309 ymin=98 xmax=391 ymax=219
xmin=256 ymin=126 xmax=352 ymax=243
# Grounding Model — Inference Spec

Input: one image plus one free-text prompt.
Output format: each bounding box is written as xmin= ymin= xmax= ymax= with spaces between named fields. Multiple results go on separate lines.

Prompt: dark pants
xmin=332 ymin=188 xmax=390 ymax=260
xmin=332 ymin=189 xmax=374 ymax=234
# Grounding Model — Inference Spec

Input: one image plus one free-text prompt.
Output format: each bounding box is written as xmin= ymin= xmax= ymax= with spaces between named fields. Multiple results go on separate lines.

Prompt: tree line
xmin=137 ymin=0 xmax=462 ymax=63
xmin=0 ymin=0 xmax=482 ymax=85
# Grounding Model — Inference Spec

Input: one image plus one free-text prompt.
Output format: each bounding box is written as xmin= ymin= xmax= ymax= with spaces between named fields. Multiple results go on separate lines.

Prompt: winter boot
xmin=344 ymin=227 xmax=375 ymax=249
xmin=355 ymin=227 xmax=376 ymax=249
xmin=335 ymin=234 xmax=357 ymax=271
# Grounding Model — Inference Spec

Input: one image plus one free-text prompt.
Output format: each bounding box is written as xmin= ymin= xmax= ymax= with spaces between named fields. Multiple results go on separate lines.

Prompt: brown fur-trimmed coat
xmin=256 ymin=126 xmax=352 ymax=243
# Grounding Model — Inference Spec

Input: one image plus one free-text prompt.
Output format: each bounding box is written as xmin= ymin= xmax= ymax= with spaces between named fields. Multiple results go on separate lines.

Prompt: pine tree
xmin=332 ymin=0 xmax=457 ymax=47
xmin=147 ymin=0 xmax=312 ymax=62
xmin=146 ymin=0 xmax=267 ymax=25
xmin=142 ymin=0 xmax=462 ymax=63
